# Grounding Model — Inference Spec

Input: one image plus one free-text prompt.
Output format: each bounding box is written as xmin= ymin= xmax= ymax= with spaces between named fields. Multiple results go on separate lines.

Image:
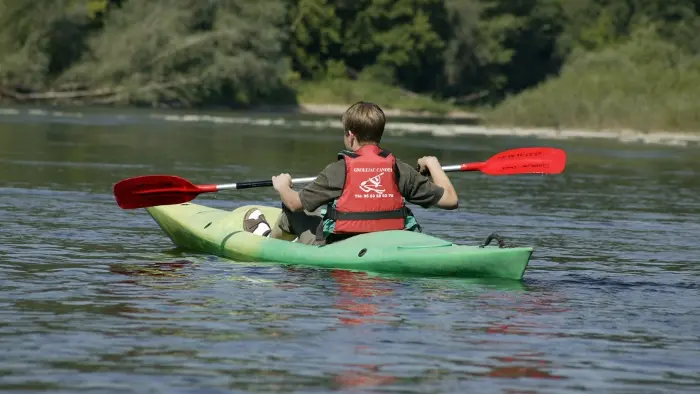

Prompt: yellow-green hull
xmin=145 ymin=203 xmax=533 ymax=280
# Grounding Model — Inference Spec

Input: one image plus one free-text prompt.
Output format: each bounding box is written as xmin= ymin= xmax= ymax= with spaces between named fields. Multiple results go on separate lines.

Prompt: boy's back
xmin=298 ymin=158 xmax=445 ymax=213
xmin=243 ymin=101 xmax=459 ymax=245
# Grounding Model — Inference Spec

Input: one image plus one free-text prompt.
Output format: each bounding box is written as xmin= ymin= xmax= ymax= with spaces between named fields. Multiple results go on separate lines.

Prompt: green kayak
xmin=145 ymin=203 xmax=533 ymax=280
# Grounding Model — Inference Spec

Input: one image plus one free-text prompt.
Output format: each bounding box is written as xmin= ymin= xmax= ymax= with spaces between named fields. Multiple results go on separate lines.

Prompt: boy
xmin=243 ymin=101 xmax=459 ymax=245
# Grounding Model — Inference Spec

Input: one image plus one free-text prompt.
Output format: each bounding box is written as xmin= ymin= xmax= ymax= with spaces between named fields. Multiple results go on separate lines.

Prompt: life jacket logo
xmin=359 ymin=172 xmax=385 ymax=195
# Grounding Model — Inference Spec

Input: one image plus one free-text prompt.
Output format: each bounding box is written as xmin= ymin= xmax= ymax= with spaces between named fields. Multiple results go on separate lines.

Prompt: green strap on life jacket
xmin=321 ymin=201 xmax=420 ymax=240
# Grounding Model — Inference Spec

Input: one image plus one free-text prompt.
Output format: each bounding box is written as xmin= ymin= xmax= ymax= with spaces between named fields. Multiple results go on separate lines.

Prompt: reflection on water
xmin=110 ymin=259 xmax=198 ymax=278
xmin=326 ymin=270 xmax=398 ymax=389
xmin=1 ymin=108 xmax=699 ymax=392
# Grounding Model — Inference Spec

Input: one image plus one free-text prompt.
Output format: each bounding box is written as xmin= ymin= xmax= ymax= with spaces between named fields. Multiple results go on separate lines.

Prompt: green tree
xmin=476 ymin=0 xmax=566 ymax=97
xmin=440 ymin=0 xmax=513 ymax=101
xmin=61 ymin=0 xmax=295 ymax=106
xmin=556 ymin=0 xmax=700 ymax=54
xmin=345 ymin=0 xmax=450 ymax=92
xmin=287 ymin=0 xmax=450 ymax=92
xmin=490 ymin=25 xmax=700 ymax=131
xmin=0 ymin=0 xmax=95 ymax=87
xmin=286 ymin=0 xmax=342 ymax=79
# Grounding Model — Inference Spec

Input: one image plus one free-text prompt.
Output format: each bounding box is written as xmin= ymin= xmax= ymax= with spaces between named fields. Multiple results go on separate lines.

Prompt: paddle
xmin=113 ymin=147 xmax=566 ymax=209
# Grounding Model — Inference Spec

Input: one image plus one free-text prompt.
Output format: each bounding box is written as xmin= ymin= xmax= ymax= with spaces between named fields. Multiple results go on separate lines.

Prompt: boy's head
xmin=341 ymin=101 xmax=386 ymax=146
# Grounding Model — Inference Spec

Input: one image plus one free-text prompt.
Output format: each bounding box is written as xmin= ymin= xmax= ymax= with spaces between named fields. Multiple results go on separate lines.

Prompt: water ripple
xmin=1 ymin=118 xmax=699 ymax=393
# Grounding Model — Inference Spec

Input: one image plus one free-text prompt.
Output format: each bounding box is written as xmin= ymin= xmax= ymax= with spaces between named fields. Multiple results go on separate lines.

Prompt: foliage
xmin=288 ymin=0 xmax=450 ymax=93
xmin=296 ymin=79 xmax=459 ymax=114
xmin=0 ymin=0 xmax=92 ymax=86
xmin=1 ymin=0 xmax=700 ymax=131
xmin=0 ymin=0 xmax=295 ymax=107
xmin=487 ymin=26 xmax=700 ymax=131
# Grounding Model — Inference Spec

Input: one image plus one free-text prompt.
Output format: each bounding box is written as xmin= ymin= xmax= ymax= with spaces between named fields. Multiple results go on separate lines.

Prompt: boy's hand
xmin=272 ymin=173 xmax=293 ymax=191
xmin=417 ymin=156 xmax=459 ymax=210
xmin=417 ymin=156 xmax=441 ymax=175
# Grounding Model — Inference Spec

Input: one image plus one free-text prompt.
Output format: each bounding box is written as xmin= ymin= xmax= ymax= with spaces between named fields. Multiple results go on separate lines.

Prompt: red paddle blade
xmin=480 ymin=147 xmax=567 ymax=176
xmin=113 ymin=175 xmax=215 ymax=209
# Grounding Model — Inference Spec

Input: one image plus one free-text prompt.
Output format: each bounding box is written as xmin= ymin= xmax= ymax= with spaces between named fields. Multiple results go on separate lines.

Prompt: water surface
xmin=1 ymin=107 xmax=699 ymax=393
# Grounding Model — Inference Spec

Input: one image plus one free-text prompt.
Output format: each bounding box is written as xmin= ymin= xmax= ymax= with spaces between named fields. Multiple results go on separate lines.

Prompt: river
xmin=1 ymin=107 xmax=698 ymax=393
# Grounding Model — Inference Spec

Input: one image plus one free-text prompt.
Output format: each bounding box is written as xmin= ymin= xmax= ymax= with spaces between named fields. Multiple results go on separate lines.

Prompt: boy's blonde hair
xmin=341 ymin=101 xmax=386 ymax=143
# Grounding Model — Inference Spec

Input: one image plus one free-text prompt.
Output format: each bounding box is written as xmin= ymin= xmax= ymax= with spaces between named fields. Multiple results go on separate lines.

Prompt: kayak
xmin=145 ymin=203 xmax=534 ymax=280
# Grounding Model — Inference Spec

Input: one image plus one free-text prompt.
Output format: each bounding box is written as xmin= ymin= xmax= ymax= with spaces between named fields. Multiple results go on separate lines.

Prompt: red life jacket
xmin=327 ymin=145 xmax=406 ymax=234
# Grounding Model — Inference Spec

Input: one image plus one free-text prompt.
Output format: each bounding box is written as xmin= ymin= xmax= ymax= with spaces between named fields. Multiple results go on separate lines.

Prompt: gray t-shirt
xmin=298 ymin=157 xmax=445 ymax=212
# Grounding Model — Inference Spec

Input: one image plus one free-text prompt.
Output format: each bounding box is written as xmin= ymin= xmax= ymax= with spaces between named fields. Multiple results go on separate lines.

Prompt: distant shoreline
xmin=239 ymin=102 xmax=484 ymax=125
xmin=1 ymin=104 xmax=698 ymax=147
xmin=0 ymin=96 xmax=483 ymax=123
xmin=294 ymin=103 xmax=483 ymax=122
xmin=218 ymin=103 xmax=700 ymax=147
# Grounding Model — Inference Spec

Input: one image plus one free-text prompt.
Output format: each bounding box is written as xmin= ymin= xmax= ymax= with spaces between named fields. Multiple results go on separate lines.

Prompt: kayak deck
xmin=145 ymin=203 xmax=533 ymax=280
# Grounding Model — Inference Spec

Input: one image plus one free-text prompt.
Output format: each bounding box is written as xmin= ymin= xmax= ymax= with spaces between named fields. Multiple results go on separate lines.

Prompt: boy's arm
xmin=273 ymin=174 xmax=303 ymax=211
xmin=417 ymin=156 xmax=459 ymax=210
xmin=397 ymin=158 xmax=459 ymax=210
xmin=273 ymin=162 xmax=344 ymax=212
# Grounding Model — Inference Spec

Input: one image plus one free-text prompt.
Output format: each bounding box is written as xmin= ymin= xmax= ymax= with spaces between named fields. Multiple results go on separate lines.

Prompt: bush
xmin=487 ymin=27 xmax=700 ymax=132
xmin=297 ymin=79 xmax=457 ymax=114
xmin=61 ymin=0 xmax=296 ymax=107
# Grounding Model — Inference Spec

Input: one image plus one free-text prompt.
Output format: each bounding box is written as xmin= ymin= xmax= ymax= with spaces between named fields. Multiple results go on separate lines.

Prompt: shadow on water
xmin=109 ymin=259 xmax=199 ymax=277
xmin=108 ymin=253 xmax=530 ymax=290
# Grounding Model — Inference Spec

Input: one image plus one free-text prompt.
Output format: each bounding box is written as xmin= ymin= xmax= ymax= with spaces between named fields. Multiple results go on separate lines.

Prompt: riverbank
xmin=3 ymin=1 xmax=699 ymax=143
xmin=267 ymin=106 xmax=700 ymax=146
xmin=294 ymin=80 xmax=483 ymax=122
xmin=4 ymin=70 xmax=700 ymax=137
xmin=1 ymin=105 xmax=698 ymax=147
xmin=293 ymin=103 xmax=482 ymax=122
xmin=0 ymin=79 xmax=484 ymax=123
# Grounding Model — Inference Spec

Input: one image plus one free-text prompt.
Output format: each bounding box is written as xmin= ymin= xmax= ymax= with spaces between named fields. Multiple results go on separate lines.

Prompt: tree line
xmin=1 ymin=0 xmax=699 ymax=130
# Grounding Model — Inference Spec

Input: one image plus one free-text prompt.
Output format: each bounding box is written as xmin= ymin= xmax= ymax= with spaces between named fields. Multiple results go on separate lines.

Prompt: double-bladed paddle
xmin=113 ymin=147 xmax=566 ymax=210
